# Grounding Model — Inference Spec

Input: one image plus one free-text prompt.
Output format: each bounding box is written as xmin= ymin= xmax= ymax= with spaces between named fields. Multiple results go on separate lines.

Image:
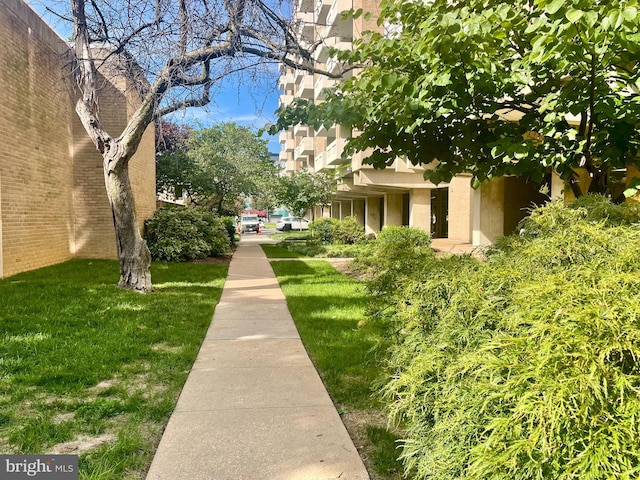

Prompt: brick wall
xmin=0 ymin=0 xmax=156 ymax=277
xmin=71 ymin=62 xmax=156 ymax=260
xmin=0 ymin=0 xmax=76 ymax=277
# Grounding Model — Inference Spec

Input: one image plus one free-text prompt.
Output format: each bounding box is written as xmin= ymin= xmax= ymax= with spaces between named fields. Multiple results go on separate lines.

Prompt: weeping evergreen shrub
xmin=354 ymin=225 xmax=434 ymax=301
xmin=378 ymin=197 xmax=640 ymax=480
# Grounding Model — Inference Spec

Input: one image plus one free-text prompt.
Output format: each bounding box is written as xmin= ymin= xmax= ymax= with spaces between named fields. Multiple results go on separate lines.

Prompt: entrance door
xmin=431 ymin=188 xmax=449 ymax=238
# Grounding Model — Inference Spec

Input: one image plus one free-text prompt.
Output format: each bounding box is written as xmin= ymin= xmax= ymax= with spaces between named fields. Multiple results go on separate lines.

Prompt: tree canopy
xmin=273 ymin=0 xmax=640 ymax=196
xmin=156 ymin=120 xmax=192 ymax=155
xmin=157 ymin=122 xmax=277 ymax=215
xmin=275 ymin=169 xmax=336 ymax=219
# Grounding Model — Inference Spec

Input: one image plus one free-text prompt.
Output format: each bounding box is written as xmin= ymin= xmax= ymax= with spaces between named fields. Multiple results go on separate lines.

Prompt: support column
xmin=409 ymin=188 xmax=431 ymax=232
xmin=352 ymin=199 xmax=365 ymax=226
xmin=331 ymin=202 xmax=340 ymax=219
xmin=472 ymin=178 xmax=505 ymax=246
xmin=551 ymin=170 xmax=565 ymax=200
xmin=365 ymin=197 xmax=381 ymax=235
xmin=341 ymin=201 xmax=351 ymax=219
xmin=385 ymin=193 xmax=403 ymax=227
xmin=448 ymin=176 xmax=473 ymax=242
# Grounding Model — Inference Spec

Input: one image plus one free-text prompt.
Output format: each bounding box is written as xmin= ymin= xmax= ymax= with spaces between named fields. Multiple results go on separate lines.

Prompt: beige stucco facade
xmin=279 ymin=0 xmax=554 ymax=246
xmin=0 ymin=0 xmax=156 ymax=278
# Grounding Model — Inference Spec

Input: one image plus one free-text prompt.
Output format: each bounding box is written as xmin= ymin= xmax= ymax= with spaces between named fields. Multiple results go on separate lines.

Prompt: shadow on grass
xmin=0 ymin=259 xmax=227 ymax=477
xmin=261 ymin=244 xmax=308 ymax=258
xmin=269 ymin=260 xmax=383 ymax=408
xmin=269 ymin=259 xmax=404 ymax=480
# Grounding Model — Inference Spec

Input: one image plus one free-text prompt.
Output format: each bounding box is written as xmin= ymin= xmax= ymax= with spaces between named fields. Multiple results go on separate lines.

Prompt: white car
xmin=239 ymin=215 xmax=260 ymax=234
xmin=276 ymin=217 xmax=310 ymax=231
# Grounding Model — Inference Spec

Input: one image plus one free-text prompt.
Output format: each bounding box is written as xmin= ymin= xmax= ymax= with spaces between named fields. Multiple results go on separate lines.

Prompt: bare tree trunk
xmin=104 ymin=150 xmax=152 ymax=292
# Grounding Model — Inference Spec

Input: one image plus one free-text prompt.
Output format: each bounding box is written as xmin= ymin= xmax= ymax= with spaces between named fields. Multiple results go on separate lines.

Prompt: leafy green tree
xmin=275 ymin=169 xmax=336 ymax=222
xmin=274 ymin=0 xmax=640 ymax=196
xmin=183 ymin=123 xmax=277 ymax=215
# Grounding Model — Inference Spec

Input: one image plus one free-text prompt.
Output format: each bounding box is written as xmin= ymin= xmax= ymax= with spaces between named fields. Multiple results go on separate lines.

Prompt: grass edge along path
xmin=265 ymin=246 xmax=404 ymax=480
xmin=0 ymin=259 xmax=227 ymax=479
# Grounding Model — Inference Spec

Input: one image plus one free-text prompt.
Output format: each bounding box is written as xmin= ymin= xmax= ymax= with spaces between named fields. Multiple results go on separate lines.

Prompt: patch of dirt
xmin=151 ymin=343 xmax=183 ymax=354
xmin=190 ymin=256 xmax=232 ymax=265
xmin=328 ymin=259 xmax=372 ymax=281
xmin=340 ymin=409 xmax=403 ymax=480
xmin=51 ymin=412 xmax=75 ymax=425
xmin=90 ymin=379 xmax=117 ymax=393
xmin=0 ymin=436 xmax=15 ymax=454
xmin=47 ymin=433 xmax=116 ymax=455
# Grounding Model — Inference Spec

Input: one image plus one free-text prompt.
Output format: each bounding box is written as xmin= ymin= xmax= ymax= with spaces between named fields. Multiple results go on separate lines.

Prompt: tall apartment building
xmin=279 ymin=0 xmax=552 ymax=245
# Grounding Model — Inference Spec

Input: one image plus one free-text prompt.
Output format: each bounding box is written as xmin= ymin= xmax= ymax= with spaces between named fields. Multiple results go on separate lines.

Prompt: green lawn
xmin=0 ymin=259 xmax=227 ymax=479
xmin=260 ymin=244 xmax=308 ymax=258
xmin=268 ymin=258 xmax=404 ymax=480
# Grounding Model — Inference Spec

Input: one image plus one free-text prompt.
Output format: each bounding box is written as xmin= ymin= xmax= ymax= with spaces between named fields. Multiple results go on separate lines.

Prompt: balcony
xmin=278 ymin=71 xmax=295 ymax=91
xmin=295 ymin=136 xmax=315 ymax=158
xmin=279 ymin=94 xmax=294 ymax=109
xmin=298 ymin=0 xmax=314 ymax=13
xmin=293 ymin=124 xmax=309 ymax=137
xmin=315 ymin=151 xmax=327 ymax=171
xmin=314 ymin=121 xmax=336 ymax=138
xmin=295 ymin=155 xmax=310 ymax=170
xmin=326 ymin=0 xmax=353 ymax=37
xmin=326 ymin=54 xmax=347 ymax=76
xmin=297 ymin=11 xmax=315 ymax=40
xmin=314 ymin=0 xmax=331 ymax=24
xmin=325 ymin=137 xmax=349 ymax=166
xmin=313 ymin=42 xmax=329 ymax=63
xmin=395 ymin=157 xmax=426 ymax=173
xmin=313 ymin=36 xmax=351 ymax=64
xmin=314 ymin=75 xmax=334 ymax=101
xmin=280 ymin=131 xmax=295 ymax=152
xmin=294 ymin=75 xmax=314 ymax=100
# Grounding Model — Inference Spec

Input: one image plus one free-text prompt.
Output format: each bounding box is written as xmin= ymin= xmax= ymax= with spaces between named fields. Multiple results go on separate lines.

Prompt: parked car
xmin=276 ymin=217 xmax=310 ymax=231
xmin=239 ymin=214 xmax=260 ymax=234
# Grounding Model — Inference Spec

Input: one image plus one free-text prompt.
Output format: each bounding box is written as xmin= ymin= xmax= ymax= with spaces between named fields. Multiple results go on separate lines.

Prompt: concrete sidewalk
xmin=146 ymin=235 xmax=370 ymax=480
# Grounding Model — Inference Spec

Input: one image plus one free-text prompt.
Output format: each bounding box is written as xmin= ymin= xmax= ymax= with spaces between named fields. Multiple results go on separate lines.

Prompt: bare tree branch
xmin=178 ymin=0 xmax=188 ymax=54
xmin=64 ymin=0 xmax=359 ymax=291
xmin=89 ymin=0 xmax=109 ymax=41
xmin=72 ymin=0 xmax=112 ymax=155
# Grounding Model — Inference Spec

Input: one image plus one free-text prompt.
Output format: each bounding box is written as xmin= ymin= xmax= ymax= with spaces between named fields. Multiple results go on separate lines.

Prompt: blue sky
xmin=25 ymin=0 xmax=282 ymax=153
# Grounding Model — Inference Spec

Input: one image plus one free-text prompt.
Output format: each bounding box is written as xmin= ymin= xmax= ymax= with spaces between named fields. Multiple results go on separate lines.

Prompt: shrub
xmin=571 ymin=193 xmax=640 ymax=225
xmin=220 ymin=216 xmax=238 ymax=246
xmin=333 ymin=216 xmax=366 ymax=244
xmin=310 ymin=217 xmax=366 ymax=245
xmin=144 ymin=207 xmax=231 ymax=262
xmin=354 ymin=226 xmax=435 ymax=307
xmin=310 ymin=218 xmax=339 ymax=244
xmin=378 ymin=199 xmax=640 ymax=480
